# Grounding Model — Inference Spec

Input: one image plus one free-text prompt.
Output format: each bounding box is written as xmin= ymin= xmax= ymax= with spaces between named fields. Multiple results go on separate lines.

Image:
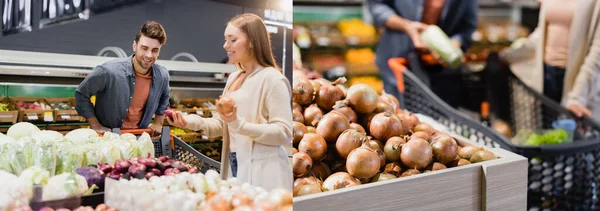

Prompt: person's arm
xmin=184 ymin=114 xmax=225 ymax=137
xmin=367 ymin=0 xmax=428 ymax=48
xmin=75 ymin=65 xmax=110 ymax=132
xmin=499 ymin=27 xmax=542 ymax=64
xmin=226 ymin=78 xmax=293 ymax=147
xmin=449 ymin=0 xmax=478 ymax=52
xmin=565 ymin=22 xmax=600 ymax=117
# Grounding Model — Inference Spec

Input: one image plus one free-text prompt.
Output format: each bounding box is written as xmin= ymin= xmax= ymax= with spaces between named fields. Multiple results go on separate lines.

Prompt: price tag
xmin=61 ymin=114 xmax=71 ymax=120
xmin=27 ymin=113 xmax=38 ymax=120
xmin=196 ymin=110 xmax=204 ymax=116
xmin=44 ymin=112 xmax=53 ymax=122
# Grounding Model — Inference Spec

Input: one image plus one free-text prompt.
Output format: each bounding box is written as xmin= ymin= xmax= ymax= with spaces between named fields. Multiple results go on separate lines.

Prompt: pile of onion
xmin=291 ymin=78 xmax=498 ymax=198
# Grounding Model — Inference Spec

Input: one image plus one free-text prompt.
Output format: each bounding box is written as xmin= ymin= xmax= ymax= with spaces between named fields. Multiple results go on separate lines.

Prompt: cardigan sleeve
xmin=226 ymin=77 xmax=293 ymax=147
xmin=184 ymin=114 xmax=225 ymax=138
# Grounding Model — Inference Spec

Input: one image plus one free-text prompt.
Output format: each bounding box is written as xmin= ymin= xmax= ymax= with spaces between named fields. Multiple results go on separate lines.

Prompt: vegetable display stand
xmin=294 ymin=134 xmax=528 ymax=211
xmin=484 ymin=52 xmax=600 ymax=210
xmin=0 ymin=97 xmax=19 ymax=124
xmin=112 ymin=127 xmax=221 ymax=174
xmin=9 ymin=97 xmax=55 ymax=122
xmin=44 ymin=97 xmax=85 ymax=122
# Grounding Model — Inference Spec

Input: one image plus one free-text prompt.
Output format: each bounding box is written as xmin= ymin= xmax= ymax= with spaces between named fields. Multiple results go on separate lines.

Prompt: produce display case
xmin=0 ymin=97 xmax=19 ymax=124
xmin=45 ymin=97 xmax=85 ymax=122
xmin=10 ymin=97 xmax=55 ymax=123
xmin=483 ymin=53 xmax=600 ymax=210
xmin=175 ymin=98 xmax=216 ymax=118
xmin=294 ymin=134 xmax=528 ymax=211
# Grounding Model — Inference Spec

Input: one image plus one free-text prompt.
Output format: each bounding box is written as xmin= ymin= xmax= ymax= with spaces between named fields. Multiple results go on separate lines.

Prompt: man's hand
xmin=88 ymin=117 xmax=111 ymax=134
xmin=166 ymin=112 xmax=188 ymax=129
xmin=406 ymin=21 xmax=429 ymax=51
xmin=568 ymin=103 xmax=592 ymax=118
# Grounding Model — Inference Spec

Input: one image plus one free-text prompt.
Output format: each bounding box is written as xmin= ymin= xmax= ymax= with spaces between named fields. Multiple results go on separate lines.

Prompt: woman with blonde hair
xmin=167 ymin=13 xmax=293 ymax=191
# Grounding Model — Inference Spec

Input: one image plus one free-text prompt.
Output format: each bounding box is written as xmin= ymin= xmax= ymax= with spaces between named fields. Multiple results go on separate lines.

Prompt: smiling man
xmin=75 ymin=21 xmax=170 ymax=135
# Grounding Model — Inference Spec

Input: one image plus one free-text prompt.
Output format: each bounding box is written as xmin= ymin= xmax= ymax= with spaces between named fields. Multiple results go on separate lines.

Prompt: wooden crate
xmin=293 ymin=134 xmax=528 ymax=211
xmin=10 ymin=97 xmax=55 ymax=123
xmin=45 ymin=97 xmax=85 ymax=122
xmin=0 ymin=97 xmax=19 ymax=124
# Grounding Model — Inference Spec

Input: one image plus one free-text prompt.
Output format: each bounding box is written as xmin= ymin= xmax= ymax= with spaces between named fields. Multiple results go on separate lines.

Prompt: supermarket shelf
xmin=293 ymin=0 xmax=362 ymax=6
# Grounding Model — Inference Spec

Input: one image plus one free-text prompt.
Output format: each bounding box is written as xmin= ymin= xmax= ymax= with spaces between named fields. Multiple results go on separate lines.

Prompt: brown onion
xmin=375 ymin=149 xmax=386 ymax=168
xmin=458 ymin=145 xmax=479 ymax=160
xmin=346 ymin=142 xmax=381 ymax=179
xmin=369 ymin=172 xmax=397 ymax=183
xmin=310 ymin=80 xmax=324 ymax=92
xmin=324 ymin=148 xmax=341 ymax=164
xmin=400 ymin=138 xmax=433 ymax=170
xmin=316 ymin=111 xmax=350 ymax=143
xmin=336 ymin=129 xmax=367 ymax=158
xmin=398 ymin=112 xmax=420 ymax=135
xmin=469 ymin=149 xmax=496 ymax=163
xmin=296 ymin=183 xmax=323 ymax=196
xmin=311 ymin=161 xmax=331 ymax=180
xmin=378 ymin=90 xmax=400 ymax=112
xmin=431 ymin=135 xmax=459 ymax=164
xmin=299 ymin=133 xmax=328 ymax=161
xmin=293 ymin=176 xmax=320 ymax=196
xmin=448 ymin=158 xmax=471 ymax=167
xmin=293 ymin=102 xmax=303 ymax=114
xmin=216 ymin=96 xmax=235 ymax=114
xmin=346 ymin=84 xmax=379 ymax=114
xmin=322 ymin=172 xmax=361 ymax=191
xmin=293 ymin=78 xmax=315 ymax=106
xmin=349 ymin=123 xmax=366 ymax=134
xmin=293 ymin=110 xmax=304 ymax=124
xmin=384 ymin=162 xmax=403 ymax=177
xmin=410 ymin=131 xmax=431 ymax=143
xmin=306 ymin=126 xmax=317 ymax=133
xmin=304 ymin=104 xmax=323 ymax=126
xmin=330 ymin=160 xmax=347 ymax=173
xmin=315 ymin=77 xmax=347 ymax=111
xmin=413 ymin=123 xmax=434 ymax=135
xmin=375 ymin=101 xmax=394 ymax=114
xmin=337 ymin=84 xmax=348 ymax=97
xmin=293 ymin=152 xmax=312 ymax=177
xmin=368 ymin=139 xmax=384 ymax=151
xmin=384 ymin=136 xmax=405 ymax=162
xmin=370 ymin=111 xmax=403 ymax=142
xmin=401 ymin=169 xmax=421 ymax=177
xmin=425 ymin=162 xmax=447 ymax=171
xmin=332 ymin=101 xmax=358 ymax=123
xmin=293 ymin=122 xmax=308 ymax=145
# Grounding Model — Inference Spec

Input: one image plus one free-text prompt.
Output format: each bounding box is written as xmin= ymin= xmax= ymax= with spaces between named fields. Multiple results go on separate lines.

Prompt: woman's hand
xmin=567 ymin=103 xmax=592 ymax=118
xmin=219 ymin=104 xmax=238 ymax=123
xmin=166 ymin=111 xmax=188 ymax=128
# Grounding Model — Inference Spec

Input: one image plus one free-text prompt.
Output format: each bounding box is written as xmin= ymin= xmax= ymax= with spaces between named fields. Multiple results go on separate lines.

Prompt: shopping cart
xmin=390 ymin=52 xmax=600 ymax=210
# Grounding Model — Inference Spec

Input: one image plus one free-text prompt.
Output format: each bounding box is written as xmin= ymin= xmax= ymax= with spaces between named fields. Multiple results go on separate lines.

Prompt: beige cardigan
xmin=500 ymin=0 xmax=600 ymax=111
xmin=183 ymin=66 xmax=293 ymax=191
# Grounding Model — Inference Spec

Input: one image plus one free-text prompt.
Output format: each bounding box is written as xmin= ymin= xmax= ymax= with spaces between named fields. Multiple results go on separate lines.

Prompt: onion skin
xmin=346 ymin=84 xmax=379 ymax=114
xmin=333 ymin=101 xmax=358 ymax=123
xmin=296 ymin=183 xmax=323 ymax=196
xmin=346 ymin=142 xmax=381 ymax=179
xmin=349 ymin=123 xmax=366 ymax=134
xmin=303 ymin=104 xmax=323 ymax=127
xmin=311 ymin=162 xmax=331 ymax=180
xmin=425 ymin=162 xmax=447 ymax=171
xmin=293 ymin=152 xmax=313 ymax=177
xmin=401 ymin=169 xmax=421 ymax=177
xmin=398 ymin=112 xmax=420 ymax=135
xmin=368 ymin=139 xmax=384 ymax=151
xmin=293 ymin=109 xmax=304 ymax=123
xmin=306 ymin=126 xmax=317 ymax=133
xmin=293 ymin=78 xmax=315 ymax=106
xmin=378 ymin=90 xmax=401 ymax=112
xmin=384 ymin=136 xmax=405 ymax=162
xmin=315 ymin=77 xmax=347 ymax=111
xmin=384 ymin=162 xmax=403 ymax=177
xmin=336 ymin=129 xmax=368 ymax=159
xmin=375 ymin=101 xmax=394 ymax=114
xmin=322 ymin=172 xmax=361 ymax=191
xmin=293 ymin=122 xmax=308 ymax=145
xmin=413 ymin=123 xmax=434 ymax=135
xmin=369 ymin=172 xmax=397 ymax=183
xmin=293 ymin=176 xmax=320 ymax=196
xmin=400 ymin=138 xmax=433 ymax=170
xmin=469 ymin=149 xmax=496 ymax=163
xmin=448 ymin=158 xmax=471 ymax=167
xmin=369 ymin=111 xmax=403 ymax=142
xmin=410 ymin=131 xmax=431 ymax=143
xmin=316 ymin=111 xmax=350 ymax=143
xmin=458 ymin=145 xmax=480 ymax=160
xmin=299 ymin=133 xmax=328 ymax=161
xmin=293 ymin=102 xmax=303 ymax=114
xmin=430 ymin=135 xmax=459 ymax=165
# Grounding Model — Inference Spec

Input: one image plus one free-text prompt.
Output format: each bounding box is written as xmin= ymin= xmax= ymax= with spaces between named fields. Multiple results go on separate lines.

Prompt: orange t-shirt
xmin=422 ymin=0 xmax=446 ymax=25
xmin=122 ymin=70 xmax=152 ymax=129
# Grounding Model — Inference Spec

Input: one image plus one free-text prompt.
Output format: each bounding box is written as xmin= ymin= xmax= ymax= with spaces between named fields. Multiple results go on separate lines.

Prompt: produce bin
xmin=293 ymin=134 xmax=528 ymax=211
xmin=45 ymin=97 xmax=85 ymax=122
xmin=484 ymin=53 xmax=600 ymax=210
xmin=0 ymin=97 xmax=19 ymax=124
xmin=10 ymin=97 xmax=55 ymax=122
